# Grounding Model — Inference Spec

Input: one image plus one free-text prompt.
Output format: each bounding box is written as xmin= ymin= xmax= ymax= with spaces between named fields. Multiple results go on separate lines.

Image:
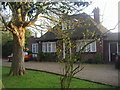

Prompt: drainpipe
xmin=108 ymin=42 xmax=111 ymax=62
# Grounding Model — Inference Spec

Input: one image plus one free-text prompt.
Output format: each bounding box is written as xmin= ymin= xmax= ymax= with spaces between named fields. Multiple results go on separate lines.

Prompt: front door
xmin=110 ymin=42 xmax=118 ymax=62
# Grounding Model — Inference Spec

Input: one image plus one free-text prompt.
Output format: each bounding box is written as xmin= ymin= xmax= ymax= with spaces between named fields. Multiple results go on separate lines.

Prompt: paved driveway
xmin=2 ymin=59 xmax=120 ymax=87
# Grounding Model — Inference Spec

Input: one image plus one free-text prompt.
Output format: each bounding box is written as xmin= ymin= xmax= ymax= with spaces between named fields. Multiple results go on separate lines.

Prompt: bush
xmin=82 ymin=58 xmax=95 ymax=64
xmin=94 ymin=52 xmax=104 ymax=64
xmin=39 ymin=52 xmax=57 ymax=62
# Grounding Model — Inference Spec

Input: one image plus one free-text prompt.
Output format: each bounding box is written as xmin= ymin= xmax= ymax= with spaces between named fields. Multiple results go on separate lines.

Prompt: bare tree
xmin=0 ymin=1 xmax=90 ymax=76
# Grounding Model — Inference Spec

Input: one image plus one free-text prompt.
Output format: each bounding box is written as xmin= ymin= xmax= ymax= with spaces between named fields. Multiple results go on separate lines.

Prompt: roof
xmin=104 ymin=32 xmax=119 ymax=41
xmin=39 ymin=32 xmax=59 ymax=41
xmin=39 ymin=13 xmax=108 ymax=42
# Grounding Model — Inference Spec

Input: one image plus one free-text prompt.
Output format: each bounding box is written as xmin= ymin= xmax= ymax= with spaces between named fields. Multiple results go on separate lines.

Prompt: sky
xmin=34 ymin=0 xmax=120 ymax=37
xmin=83 ymin=0 xmax=120 ymax=32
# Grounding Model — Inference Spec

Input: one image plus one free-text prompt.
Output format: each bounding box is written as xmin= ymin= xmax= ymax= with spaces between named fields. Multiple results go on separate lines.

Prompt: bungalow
xmin=29 ymin=8 xmax=119 ymax=63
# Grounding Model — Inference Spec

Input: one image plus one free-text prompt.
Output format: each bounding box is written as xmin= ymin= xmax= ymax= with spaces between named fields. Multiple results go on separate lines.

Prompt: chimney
xmin=92 ymin=7 xmax=100 ymax=24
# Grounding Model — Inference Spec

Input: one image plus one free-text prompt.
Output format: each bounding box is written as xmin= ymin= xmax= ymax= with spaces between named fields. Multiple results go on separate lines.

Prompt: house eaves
xmin=104 ymin=32 xmax=119 ymax=41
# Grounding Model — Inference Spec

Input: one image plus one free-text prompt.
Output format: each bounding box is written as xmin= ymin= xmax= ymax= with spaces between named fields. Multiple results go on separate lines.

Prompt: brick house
xmin=28 ymin=32 xmax=119 ymax=63
xmin=29 ymin=8 xmax=119 ymax=62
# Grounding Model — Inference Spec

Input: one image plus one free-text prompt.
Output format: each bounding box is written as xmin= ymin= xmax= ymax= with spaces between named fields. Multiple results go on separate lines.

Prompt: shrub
xmin=82 ymin=58 xmax=95 ymax=64
xmin=94 ymin=52 xmax=104 ymax=64
xmin=39 ymin=52 xmax=57 ymax=62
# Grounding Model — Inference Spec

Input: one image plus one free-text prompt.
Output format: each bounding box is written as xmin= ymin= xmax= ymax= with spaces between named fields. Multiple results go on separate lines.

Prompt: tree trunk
xmin=9 ymin=29 xmax=26 ymax=76
xmin=60 ymin=62 xmax=73 ymax=89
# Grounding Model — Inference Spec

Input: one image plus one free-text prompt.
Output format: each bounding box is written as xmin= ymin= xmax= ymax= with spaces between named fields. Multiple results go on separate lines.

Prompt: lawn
xmin=2 ymin=67 xmax=113 ymax=88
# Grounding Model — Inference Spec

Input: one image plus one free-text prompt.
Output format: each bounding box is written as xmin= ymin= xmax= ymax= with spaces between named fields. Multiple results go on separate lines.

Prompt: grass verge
xmin=2 ymin=67 xmax=114 ymax=88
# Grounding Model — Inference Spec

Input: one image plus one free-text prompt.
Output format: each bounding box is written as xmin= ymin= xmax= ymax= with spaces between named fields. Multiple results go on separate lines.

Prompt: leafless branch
xmin=0 ymin=13 xmax=12 ymax=32
xmin=39 ymin=15 xmax=59 ymax=23
xmin=73 ymin=66 xmax=84 ymax=76
xmin=23 ymin=12 xmax=40 ymax=28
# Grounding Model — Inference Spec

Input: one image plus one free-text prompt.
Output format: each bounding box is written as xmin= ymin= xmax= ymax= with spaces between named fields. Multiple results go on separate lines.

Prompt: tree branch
xmin=0 ymin=13 xmax=12 ymax=32
xmin=23 ymin=12 xmax=39 ymax=28
xmin=72 ymin=66 xmax=84 ymax=76
xmin=39 ymin=15 xmax=59 ymax=23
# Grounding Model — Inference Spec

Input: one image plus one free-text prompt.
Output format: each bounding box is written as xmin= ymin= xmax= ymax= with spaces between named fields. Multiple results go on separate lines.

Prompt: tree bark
xmin=9 ymin=29 xmax=26 ymax=76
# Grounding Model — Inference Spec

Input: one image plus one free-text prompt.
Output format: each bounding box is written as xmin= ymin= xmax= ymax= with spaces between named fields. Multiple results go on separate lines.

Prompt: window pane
xmin=42 ymin=43 xmax=45 ymax=52
xmin=76 ymin=41 xmax=86 ymax=52
xmin=91 ymin=41 xmax=96 ymax=52
xmin=76 ymin=40 xmax=96 ymax=52
xmin=47 ymin=43 xmax=51 ymax=52
xmin=32 ymin=44 xmax=38 ymax=53
xmin=45 ymin=43 xmax=47 ymax=52
xmin=52 ymin=43 xmax=56 ymax=52
xmin=32 ymin=44 xmax=35 ymax=53
xmin=42 ymin=43 xmax=47 ymax=52
xmin=86 ymin=43 xmax=91 ymax=52
xmin=42 ymin=42 xmax=56 ymax=53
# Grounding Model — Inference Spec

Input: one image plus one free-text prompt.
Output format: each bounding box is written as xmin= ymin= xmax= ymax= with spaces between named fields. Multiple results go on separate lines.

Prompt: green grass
xmin=2 ymin=67 xmax=113 ymax=88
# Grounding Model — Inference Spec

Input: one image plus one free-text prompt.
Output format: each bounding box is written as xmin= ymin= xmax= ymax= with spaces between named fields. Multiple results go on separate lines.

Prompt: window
xmin=42 ymin=43 xmax=47 ymax=52
xmin=91 ymin=41 xmax=96 ymax=52
xmin=32 ymin=43 xmax=38 ymax=53
xmin=48 ymin=43 xmax=51 ymax=52
xmin=42 ymin=42 xmax=56 ymax=53
xmin=52 ymin=42 xmax=56 ymax=52
xmin=62 ymin=20 xmax=75 ymax=30
xmin=76 ymin=41 xmax=86 ymax=52
xmin=76 ymin=40 xmax=96 ymax=52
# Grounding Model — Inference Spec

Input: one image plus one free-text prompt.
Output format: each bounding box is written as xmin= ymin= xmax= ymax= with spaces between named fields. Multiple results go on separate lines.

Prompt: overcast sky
xmin=83 ymin=0 xmax=120 ymax=32
xmin=35 ymin=0 xmax=119 ymax=37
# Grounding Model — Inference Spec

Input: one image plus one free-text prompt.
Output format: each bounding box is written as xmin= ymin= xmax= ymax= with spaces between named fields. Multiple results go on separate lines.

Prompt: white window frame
xmin=42 ymin=43 xmax=47 ymax=52
xmin=76 ymin=40 xmax=96 ymax=52
xmin=32 ymin=43 xmax=38 ymax=53
xmin=42 ymin=42 xmax=56 ymax=53
xmin=91 ymin=41 xmax=96 ymax=52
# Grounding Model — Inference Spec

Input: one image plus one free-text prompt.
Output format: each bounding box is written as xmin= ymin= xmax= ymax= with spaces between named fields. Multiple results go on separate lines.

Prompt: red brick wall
xmin=96 ymin=40 xmax=103 ymax=54
xmin=81 ymin=53 xmax=95 ymax=60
